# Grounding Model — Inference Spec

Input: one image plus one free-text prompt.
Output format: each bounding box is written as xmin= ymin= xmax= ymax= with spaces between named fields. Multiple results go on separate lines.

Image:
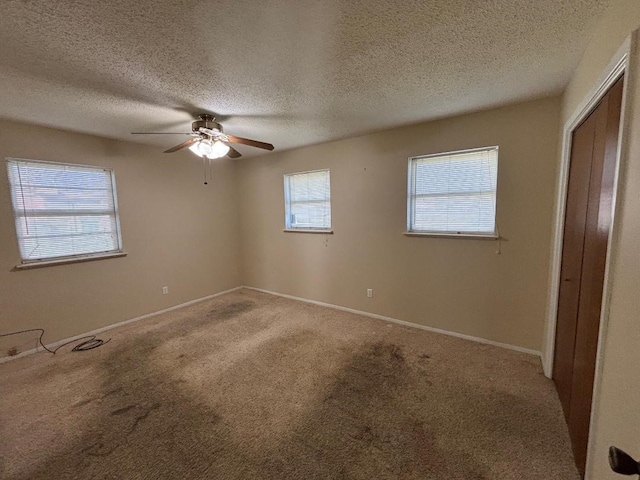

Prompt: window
xmin=284 ymin=169 xmax=331 ymax=231
xmin=407 ymin=147 xmax=498 ymax=236
xmin=6 ymin=158 xmax=123 ymax=264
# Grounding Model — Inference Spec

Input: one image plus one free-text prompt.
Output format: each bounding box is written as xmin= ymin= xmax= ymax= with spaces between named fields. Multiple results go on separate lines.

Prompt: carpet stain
xmin=207 ymin=412 xmax=222 ymax=425
xmin=351 ymin=424 xmax=374 ymax=443
xmin=72 ymin=397 xmax=96 ymax=407
xmin=102 ymin=386 xmax=124 ymax=397
xmin=111 ymin=404 xmax=136 ymax=415
xmin=81 ymin=440 xmax=119 ymax=457
xmin=207 ymin=300 xmax=256 ymax=320
xmin=0 ymin=289 xmax=579 ymax=480
xmin=126 ymin=403 xmax=160 ymax=435
xmin=412 ymin=421 xmax=437 ymax=468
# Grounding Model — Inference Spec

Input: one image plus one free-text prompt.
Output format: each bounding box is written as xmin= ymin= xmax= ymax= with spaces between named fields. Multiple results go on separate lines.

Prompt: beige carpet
xmin=0 ymin=289 xmax=579 ymax=479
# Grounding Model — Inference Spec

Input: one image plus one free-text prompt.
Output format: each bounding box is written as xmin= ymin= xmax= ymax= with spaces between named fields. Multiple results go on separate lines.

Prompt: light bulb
xmin=188 ymin=139 xmax=214 ymax=157
xmin=197 ymin=138 xmax=214 ymax=156
xmin=206 ymin=140 xmax=230 ymax=159
xmin=188 ymin=140 xmax=204 ymax=157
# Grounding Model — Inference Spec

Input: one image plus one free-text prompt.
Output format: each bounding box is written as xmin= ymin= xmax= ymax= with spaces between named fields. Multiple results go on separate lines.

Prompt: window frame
xmin=405 ymin=146 xmax=499 ymax=239
xmin=283 ymin=168 xmax=333 ymax=233
xmin=6 ymin=157 xmax=126 ymax=269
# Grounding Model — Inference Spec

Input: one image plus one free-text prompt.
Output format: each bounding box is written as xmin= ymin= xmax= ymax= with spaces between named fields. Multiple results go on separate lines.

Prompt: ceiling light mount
xmin=192 ymin=114 xmax=222 ymax=134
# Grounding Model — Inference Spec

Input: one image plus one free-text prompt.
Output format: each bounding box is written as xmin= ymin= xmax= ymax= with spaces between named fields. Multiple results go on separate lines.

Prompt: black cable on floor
xmin=0 ymin=328 xmax=110 ymax=355
xmin=52 ymin=335 xmax=111 ymax=353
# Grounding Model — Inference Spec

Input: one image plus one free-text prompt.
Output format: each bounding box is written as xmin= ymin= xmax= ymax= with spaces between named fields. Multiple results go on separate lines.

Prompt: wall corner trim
xmin=243 ymin=286 xmax=542 ymax=358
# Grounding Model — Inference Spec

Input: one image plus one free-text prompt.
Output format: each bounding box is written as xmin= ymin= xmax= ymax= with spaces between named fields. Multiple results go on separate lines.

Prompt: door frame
xmin=542 ymin=34 xmax=633 ymax=477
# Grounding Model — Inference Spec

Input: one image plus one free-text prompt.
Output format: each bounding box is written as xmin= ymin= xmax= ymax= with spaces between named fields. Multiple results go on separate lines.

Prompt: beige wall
xmin=562 ymin=0 xmax=640 ymax=121
xmin=556 ymin=1 xmax=640 ymax=478
xmin=0 ymin=120 xmax=241 ymax=355
xmin=238 ymin=97 xmax=561 ymax=352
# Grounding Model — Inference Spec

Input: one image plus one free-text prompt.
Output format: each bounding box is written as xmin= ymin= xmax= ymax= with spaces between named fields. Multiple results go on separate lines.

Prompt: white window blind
xmin=407 ymin=147 xmax=498 ymax=236
xmin=6 ymin=158 xmax=122 ymax=263
xmin=284 ymin=169 xmax=331 ymax=230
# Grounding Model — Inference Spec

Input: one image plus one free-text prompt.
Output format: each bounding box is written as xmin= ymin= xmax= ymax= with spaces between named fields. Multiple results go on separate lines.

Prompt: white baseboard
xmin=0 ymin=286 xmax=242 ymax=364
xmin=243 ymin=286 xmax=542 ymax=357
xmin=2 ymin=284 xmax=541 ymax=364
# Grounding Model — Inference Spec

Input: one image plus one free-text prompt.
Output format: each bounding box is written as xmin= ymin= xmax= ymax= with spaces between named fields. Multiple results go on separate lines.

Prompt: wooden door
xmin=553 ymin=76 xmax=623 ymax=477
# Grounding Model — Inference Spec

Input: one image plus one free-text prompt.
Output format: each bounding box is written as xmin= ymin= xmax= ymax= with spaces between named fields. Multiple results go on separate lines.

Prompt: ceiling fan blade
xmin=226 ymin=145 xmax=242 ymax=159
xmin=164 ymin=137 xmax=199 ymax=153
xmin=226 ymin=135 xmax=274 ymax=151
xmin=131 ymin=132 xmax=194 ymax=135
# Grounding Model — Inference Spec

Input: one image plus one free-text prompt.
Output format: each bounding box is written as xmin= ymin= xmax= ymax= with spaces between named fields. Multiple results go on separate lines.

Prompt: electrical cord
xmin=0 ymin=328 xmax=110 ymax=355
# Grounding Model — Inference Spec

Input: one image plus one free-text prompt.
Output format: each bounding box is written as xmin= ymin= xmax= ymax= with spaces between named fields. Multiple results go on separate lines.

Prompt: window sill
xmin=13 ymin=251 xmax=127 ymax=271
xmin=283 ymin=229 xmax=334 ymax=234
xmin=404 ymin=232 xmax=499 ymax=240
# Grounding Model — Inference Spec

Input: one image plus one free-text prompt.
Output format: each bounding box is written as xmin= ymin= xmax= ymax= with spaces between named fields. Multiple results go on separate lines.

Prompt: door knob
xmin=609 ymin=446 xmax=640 ymax=475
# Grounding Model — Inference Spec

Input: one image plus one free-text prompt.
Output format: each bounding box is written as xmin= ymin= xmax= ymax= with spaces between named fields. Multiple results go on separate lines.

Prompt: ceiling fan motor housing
xmin=192 ymin=114 xmax=222 ymax=133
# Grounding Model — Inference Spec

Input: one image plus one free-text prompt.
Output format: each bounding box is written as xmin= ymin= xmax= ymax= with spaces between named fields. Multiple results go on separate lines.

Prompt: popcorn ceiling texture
xmin=0 ymin=0 xmax=609 ymax=156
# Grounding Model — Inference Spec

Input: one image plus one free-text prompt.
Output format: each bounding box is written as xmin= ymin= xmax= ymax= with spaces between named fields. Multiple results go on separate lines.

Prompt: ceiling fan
xmin=131 ymin=114 xmax=274 ymax=160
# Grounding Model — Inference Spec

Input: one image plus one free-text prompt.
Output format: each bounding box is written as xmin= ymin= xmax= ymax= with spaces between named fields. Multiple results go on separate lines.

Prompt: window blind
xmin=408 ymin=147 xmax=498 ymax=235
xmin=284 ymin=169 xmax=331 ymax=229
xmin=6 ymin=158 xmax=122 ymax=262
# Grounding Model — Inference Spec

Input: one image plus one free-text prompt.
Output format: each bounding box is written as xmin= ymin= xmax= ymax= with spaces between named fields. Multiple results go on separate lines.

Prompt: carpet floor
xmin=0 ymin=289 xmax=579 ymax=479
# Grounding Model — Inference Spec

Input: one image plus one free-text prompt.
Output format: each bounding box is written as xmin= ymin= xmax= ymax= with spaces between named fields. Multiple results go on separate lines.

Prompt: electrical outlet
xmin=162 ymin=286 xmax=169 ymax=295
xmin=367 ymin=289 xmax=373 ymax=298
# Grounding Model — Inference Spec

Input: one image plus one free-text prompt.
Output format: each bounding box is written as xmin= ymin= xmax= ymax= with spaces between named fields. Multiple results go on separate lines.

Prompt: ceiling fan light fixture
xmin=188 ymin=139 xmax=205 ymax=157
xmin=198 ymin=138 xmax=216 ymax=157
xmin=135 ymin=114 xmax=274 ymax=159
xmin=188 ymin=145 xmax=203 ymax=157
xmin=188 ymin=138 xmax=229 ymax=159
xmin=209 ymin=140 xmax=230 ymax=159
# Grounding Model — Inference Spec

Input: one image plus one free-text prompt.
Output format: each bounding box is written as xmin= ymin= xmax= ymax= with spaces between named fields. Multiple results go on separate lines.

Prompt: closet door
xmin=553 ymin=76 xmax=623 ymax=477
xmin=553 ymin=108 xmax=596 ymax=421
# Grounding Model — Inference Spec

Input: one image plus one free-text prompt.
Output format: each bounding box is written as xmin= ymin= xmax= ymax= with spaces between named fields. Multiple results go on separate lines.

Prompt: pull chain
xmin=202 ymin=158 xmax=214 ymax=185
xmin=203 ymin=158 xmax=207 ymax=185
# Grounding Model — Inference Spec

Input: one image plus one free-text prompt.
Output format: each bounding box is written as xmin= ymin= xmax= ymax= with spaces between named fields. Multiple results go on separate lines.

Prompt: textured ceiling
xmin=0 ymin=0 xmax=610 ymax=157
